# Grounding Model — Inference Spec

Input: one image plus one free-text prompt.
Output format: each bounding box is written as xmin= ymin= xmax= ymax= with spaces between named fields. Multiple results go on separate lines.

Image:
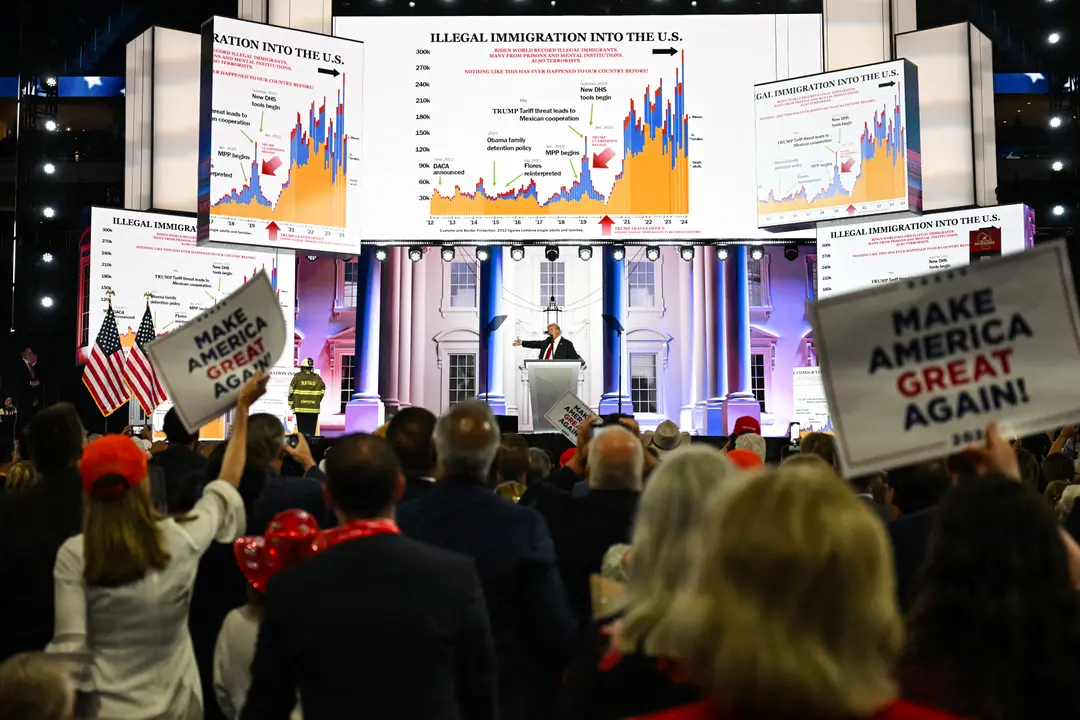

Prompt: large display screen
xmin=334 ymin=14 xmax=823 ymax=241
xmin=755 ymin=59 xmax=922 ymax=229
xmin=197 ymin=17 xmax=364 ymax=254
xmin=816 ymin=203 xmax=1035 ymax=298
xmin=89 ymin=207 xmax=297 ymax=421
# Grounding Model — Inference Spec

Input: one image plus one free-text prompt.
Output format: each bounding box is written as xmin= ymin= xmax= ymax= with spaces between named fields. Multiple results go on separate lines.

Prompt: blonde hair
xmin=3 ymin=461 xmax=36 ymax=494
xmin=781 ymin=452 xmax=837 ymax=475
xmin=83 ymin=478 xmax=170 ymax=587
xmin=619 ymin=446 xmax=737 ymax=656
xmin=0 ymin=652 xmax=73 ymax=720
xmin=660 ymin=463 xmax=902 ymax=717
xmin=800 ymin=432 xmax=838 ymax=468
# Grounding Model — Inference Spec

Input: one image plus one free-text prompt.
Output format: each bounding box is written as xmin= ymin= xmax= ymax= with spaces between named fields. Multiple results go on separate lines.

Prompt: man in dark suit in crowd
xmin=242 ymin=433 xmax=497 ymax=720
xmin=246 ymin=414 xmax=328 ymax=534
xmin=386 ymin=406 xmax=439 ymax=503
xmin=12 ymin=346 xmax=42 ymax=433
xmin=398 ymin=402 xmax=577 ymax=720
xmin=149 ymin=408 xmax=208 ymax=513
xmin=514 ymin=323 xmax=580 ymax=360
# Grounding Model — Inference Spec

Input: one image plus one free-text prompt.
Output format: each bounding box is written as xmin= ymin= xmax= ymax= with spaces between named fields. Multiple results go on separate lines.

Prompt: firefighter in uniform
xmin=288 ymin=358 xmax=325 ymax=437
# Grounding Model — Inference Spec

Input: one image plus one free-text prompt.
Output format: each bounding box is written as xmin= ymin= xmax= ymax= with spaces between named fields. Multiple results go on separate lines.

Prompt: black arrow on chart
xmin=878 ymin=80 xmax=896 ymax=87
xmin=652 ymin=47 xmax=678 ymax=56
xmin=318 ymin=67 xmax=341 ymax=77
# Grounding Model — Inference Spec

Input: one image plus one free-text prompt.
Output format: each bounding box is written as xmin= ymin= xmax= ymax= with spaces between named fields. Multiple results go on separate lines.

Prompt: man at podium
xmin=514 ymin=323 xmax=580 ymax=361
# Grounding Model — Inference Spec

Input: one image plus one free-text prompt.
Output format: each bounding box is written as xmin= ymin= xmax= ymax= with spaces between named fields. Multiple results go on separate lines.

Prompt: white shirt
xmin=547 ymin=336 xmax=561 ymax=358
xmin=214 ymin=606 xmax=303 ymax=720
xmin=48 ymin=480 xmax=246 ymax=720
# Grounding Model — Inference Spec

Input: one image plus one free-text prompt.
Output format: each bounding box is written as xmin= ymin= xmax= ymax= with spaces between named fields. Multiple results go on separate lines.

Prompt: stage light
xmin=679 ymin=246 xmax=695 ymax=261
xmin=45 ymin=77 xmax=56 ymax=88
xmin=441 ymin=246 xmax=456 ymax=262
xmin=408 ymin=246 xmax=423 ymax=262
xmin=578 ymin=246 xmax=593 ymax=261
xmin=42 ymin=162 xmax=55 ymax=175
xmin=784 ymin=244 xmax=799 ymax=262
xmin=645 ymin=246 xmax=661 ymax=262
xmin=716 ymin=247 xmax=729 ymax=261
xmin=41 ymin=252 xmax=53 ymax=263
xmin=42 ymin=206 xmax=55 ymax=218
xmin=1051 ymin=116 xmax=1063 ymax=128
xmin=545 ymin=245 xmax=560 ymax=262
xmin=44 ymin=120 xmax=58 ymax=132
xmin=373 ymin=247 xmax=388 ymax=262
xmin=1048 ymin=32 xmax=1061 ymax=45
xmin=510 ymin=246 xmax=526 ymax=261
xmin=1053 ymin=205 xmax=1066 ymax=216
xmin=611 ymin=246 xmax=626 ymax=261
xmin=1053 ymin=160 xmax=1065 ymax=172
xmin=476 ymin=247 xmax=490 ymax=262
xmin=306 ymin=255 xmax=317 ymax=262
xmin=40 ymin=296 xmax=54 ymax=308
xmin=408 ymin=1 xmax=415 ymax=6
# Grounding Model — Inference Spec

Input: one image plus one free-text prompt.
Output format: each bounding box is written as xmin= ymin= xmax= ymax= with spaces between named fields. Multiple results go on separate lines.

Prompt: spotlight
xmin=784 ymin=244 xmax=799 ymax=262
xmin=41 ymin=252 xmax=53 ymax=263
xmin=374 ymin=247 xmax=388 ymax=262
xmin=441 ymin=246 xmax=456 ymax=262
xmin=750 ymin=246 xmax=765 ymax=261
xmin=42 ymin=206 xmax=55 ymax=218
xmin=1053 ymin=160 xmax=1065 ymax=172
xmin=408 ymin=246 xmax=423 ymax=262
xmin=578 ymin=245 xmax=593 ymax=261
xmin=645 ymin=246 xmax=661 ymax=262
xmin=510 ymin=246 xmax=526 ymax=261
xmin=717 ymin=247 xmax=729 ymax=261
xmin=44 ymin=77 xmax=57 ymax=88
xmin=476 ymin=247 xmax=490 ymax=262
xmin=679 ymin=246 xmax=695 ymax=261
xmin=611 ymin=245 xmax=626 ymax=261
xmin=42 ymin=162 xmax=55 ymax=175
xmin=305 ymin=255 xmax=317 ymax=262
xmin=40 ymin=296 xmax=54 ymax=308
xmin=1051 ymin=116 xmax=1063 ymax=128
xmin=44 ymin=120 xmax=58 ymax=132
xmin=1048 ymin=32 xmax=1061 ymax=44
xmin=545 ymin=245 xmax=560 ymax=262
xmin=1053 ymin=205 xmax=1066 ymax=217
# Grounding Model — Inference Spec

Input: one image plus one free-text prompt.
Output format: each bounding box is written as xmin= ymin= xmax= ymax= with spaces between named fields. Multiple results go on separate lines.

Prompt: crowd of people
xmin=2 ymin=371 xmax=1080 ymax=720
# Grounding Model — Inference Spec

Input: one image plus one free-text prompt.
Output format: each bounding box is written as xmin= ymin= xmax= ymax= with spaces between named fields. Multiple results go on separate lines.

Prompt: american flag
xmin=124 ymin=303 xmax=168 ymax=415
xmin=82 ymin=302 xmax=130 ymax=415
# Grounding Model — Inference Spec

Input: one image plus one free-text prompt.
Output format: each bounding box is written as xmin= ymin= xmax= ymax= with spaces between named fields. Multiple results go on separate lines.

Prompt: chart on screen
xmin=198 ymin=17 xmax=364 ymax=254
xmin=335 ymin=14 xmax=824 ymax=241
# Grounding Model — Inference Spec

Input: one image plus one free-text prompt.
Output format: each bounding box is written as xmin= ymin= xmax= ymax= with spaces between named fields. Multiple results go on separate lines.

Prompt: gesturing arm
xmin=520 ymin=339 xmax=547 ymax=350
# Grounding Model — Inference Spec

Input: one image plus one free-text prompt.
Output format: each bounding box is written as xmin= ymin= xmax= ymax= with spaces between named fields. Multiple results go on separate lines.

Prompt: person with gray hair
xmin=245 ymin=413 xmax=328 ymax=534
xmin=398 ymin=400 xmax=577 ymax=720
xmin=533 ymin=423 xmax=644 ymax=625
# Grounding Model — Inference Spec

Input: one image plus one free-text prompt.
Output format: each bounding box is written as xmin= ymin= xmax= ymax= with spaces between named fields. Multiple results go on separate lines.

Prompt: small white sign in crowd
xmin=544 ymin=391 xmax=597 ymax=443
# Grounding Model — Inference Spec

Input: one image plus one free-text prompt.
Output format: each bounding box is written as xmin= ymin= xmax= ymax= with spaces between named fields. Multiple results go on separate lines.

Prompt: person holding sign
xmin=514 ymin=324 xmax=581 ymax=361
xmin=46 ymin=373 xmax=267 ymax=720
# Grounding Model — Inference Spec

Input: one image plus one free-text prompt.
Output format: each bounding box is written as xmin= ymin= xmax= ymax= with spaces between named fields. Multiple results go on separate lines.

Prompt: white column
xmin=236 ymin=0 xmax=268 ymax=22
xmin=382 ymin=248 xmax=402 ymax=411
xmin=693 ymin=251 xmax=708 ymax=432
xmin=397 ymin=252 xmax=414 ymax=408
xmin=269 ymin=0 xmax=332 ymax=35
xmin=410 ymin=252 xmax=429 ymax=409
xmin=678 ymin=252 xmax=695 ymax=430
xmin=822 ymin=0 xmax=916 ymax=70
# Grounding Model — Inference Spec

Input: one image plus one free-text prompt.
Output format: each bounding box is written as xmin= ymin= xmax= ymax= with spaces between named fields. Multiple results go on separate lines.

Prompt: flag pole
xmin=106 ymin=289 xmax=116 ymax=434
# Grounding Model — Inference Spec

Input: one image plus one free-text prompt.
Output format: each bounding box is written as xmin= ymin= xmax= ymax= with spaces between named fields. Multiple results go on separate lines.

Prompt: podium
xmin=525 ymin=359 xmax=582 ymax=432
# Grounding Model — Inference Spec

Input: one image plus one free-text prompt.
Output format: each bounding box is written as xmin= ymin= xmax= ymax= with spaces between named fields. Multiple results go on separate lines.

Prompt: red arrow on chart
xmin=846 ymin=205 xmax=857 ymax=215
xmin=599 ymin=215 xmax=615 ymax=237
xmin=592 ymin=147 xmax=616 ymax=169
xmin=261 ymin=156 xmax=283 ymax=175
xmin=840 ymin=157 xmax=855 ymax=173
xmin=266 ymin=221 xmax=280 ymax=242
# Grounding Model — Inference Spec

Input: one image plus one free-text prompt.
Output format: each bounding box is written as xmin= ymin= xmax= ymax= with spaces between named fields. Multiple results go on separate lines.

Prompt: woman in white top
xmin=47 ymin=373 xmax=267 ymax=720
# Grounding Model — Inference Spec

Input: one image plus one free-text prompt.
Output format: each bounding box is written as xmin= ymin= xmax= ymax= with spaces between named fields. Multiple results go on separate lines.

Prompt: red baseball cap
xmin=79 ymin=434 xmax=148 ymax=500
xmin=234 ymin=509 xmax=325 ymax=593
xmin=732 ymin=416 xmax=761 ymax=437
xmin=727 ymin=449 xmax=765 ymax=470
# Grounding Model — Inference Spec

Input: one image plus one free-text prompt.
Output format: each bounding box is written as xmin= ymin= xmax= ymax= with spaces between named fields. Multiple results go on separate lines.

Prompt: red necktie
xmin=545 ymin=342 xmax=554 ymax=359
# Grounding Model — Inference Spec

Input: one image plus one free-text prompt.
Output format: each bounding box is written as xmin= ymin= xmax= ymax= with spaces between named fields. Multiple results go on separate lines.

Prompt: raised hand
xmin=513 ymin=337 xmax=522 ymax=346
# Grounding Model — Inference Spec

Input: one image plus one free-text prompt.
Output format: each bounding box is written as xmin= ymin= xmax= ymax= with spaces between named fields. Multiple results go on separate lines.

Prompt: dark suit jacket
xmin=149 ymin=445 xmax=208 ymax=513
xmin=11 ymin=359 xmax=40 ymax=419
xmin=532 ymin=483 xmax=640 ymax=624
xmin=0 ymin=468 xmax=83 ymax=662
xmin=398 ymin=479 xmax=578 ymax=720
xmin=521 ymin=336 xmax=580 ymax=360
xmin=248 ymin=465 xmax=329 ymax=535
xmin=889 ymin=506 xmax=939 ymax=612
xmin=402 ymin=474 xmax=437 ymax=503
xmin=241 ymin=533 xmax=497 ymax=720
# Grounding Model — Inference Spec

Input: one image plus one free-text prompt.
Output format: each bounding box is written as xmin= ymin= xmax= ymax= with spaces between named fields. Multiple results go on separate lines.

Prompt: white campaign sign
xmin=198 ymin=16 xmax=364 ymax=253
xmin=544 ymin=391 xmax=597 ymax=443
xmin=148 ymin=272 xmax=287 ymax=433
xmin=810 ymin=242 xmax=1080 ymax=476
xmin=817 ymin=204 xmax=1036 ymax=298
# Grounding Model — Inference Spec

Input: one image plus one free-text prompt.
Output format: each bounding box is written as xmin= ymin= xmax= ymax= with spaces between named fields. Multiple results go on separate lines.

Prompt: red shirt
xmin=632 ymin=699 xmax=970 ymax=720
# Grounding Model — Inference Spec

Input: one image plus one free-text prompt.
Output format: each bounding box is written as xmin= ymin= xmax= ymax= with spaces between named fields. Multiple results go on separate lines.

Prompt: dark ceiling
xmin=0 ymin=0 xmax=1075 ymax=77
